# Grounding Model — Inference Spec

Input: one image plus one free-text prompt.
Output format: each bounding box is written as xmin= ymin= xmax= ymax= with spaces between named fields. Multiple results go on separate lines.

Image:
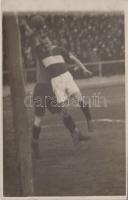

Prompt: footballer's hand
xmin=83 ymin=69 xmax=93 ymax=78
xmin=21 ymin=20 xmax=33 ymax=36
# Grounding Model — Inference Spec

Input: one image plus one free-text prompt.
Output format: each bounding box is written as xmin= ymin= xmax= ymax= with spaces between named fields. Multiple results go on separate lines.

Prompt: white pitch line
xmin=92 ymin=119 xmax=125 ymax=123
xmin=41 ymin=118 xmax=125 ymax=129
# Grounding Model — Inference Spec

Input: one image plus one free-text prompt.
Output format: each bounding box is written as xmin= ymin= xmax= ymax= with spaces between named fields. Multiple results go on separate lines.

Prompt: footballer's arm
xmin=21 ymin=20 xmax=33 ymax=36
xmin=69 ymin=53 xmax=92 ymax=76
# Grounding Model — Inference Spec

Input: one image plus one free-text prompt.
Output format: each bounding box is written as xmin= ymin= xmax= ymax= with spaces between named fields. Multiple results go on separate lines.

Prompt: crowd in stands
xmin=20 ymin=13 xmax=125 ymax=68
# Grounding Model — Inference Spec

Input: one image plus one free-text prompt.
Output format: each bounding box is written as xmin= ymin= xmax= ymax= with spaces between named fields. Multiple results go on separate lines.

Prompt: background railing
xmin=83 ymin=59 xmax=125 ymax=77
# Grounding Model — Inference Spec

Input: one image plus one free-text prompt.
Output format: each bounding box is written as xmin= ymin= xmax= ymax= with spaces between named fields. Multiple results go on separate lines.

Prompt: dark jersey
xmin=36 ymin=58 xmax=51 ymax=83
xmin=36 ymin=45 xmax=71 ymax=78
xmin=33 ymin=41 xmax=51 ymax=83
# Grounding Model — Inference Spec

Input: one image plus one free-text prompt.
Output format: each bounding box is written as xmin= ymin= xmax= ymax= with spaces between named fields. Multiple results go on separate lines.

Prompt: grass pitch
xmin=3 ymin=83 xmax=126 ymax=196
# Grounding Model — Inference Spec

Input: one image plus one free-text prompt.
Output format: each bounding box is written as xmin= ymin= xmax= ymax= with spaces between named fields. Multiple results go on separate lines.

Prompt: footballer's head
xmin=30 ymin=15 xmax=52 ymax=48
xmin=34 ymin=31 xmax=52 ymax=48
xmin=39 ymin=34 xmax=52 ymax=49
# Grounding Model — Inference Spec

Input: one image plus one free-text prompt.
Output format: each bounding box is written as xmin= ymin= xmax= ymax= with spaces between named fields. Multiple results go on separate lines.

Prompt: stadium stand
xmin=3 ymin=13 xmax=125 ymax=83
xmin=20 ymin=13 xmax=124 ymax=63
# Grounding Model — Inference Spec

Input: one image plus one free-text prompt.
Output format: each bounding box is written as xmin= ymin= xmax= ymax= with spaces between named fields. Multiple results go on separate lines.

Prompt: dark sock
xmin=79 ymin=102 xmax=92 ymax=121
xmin=63 ymin=115 xmax=76 ymax=134
xmin=33 ymin=125 xmax=41 ymax=140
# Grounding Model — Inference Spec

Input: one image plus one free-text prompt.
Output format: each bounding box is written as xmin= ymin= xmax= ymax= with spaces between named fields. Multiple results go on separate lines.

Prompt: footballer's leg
xmin=61 ymin=107 xmax=79 ymax=146
xmin=73 ymin=91 xmax=93 ymax=132
xmin=33 ymin=115 xmax=42 ymax=140
xmin=32 ymin=83 xmax=46 ymax=158
xmin=32 ymin=83 xmax=46 ymax=140
xmin=50 ymin=74 xmax=88 ymax=145
xmin=65 ymin=72 xmax=93 ymax=132
xmin=61 ymin=106 xmax=89 ymax=145
xmin=32 ymin=115 xmax=43 ymax=159
xmin=45 ymin=88 xmax=80 ymax=145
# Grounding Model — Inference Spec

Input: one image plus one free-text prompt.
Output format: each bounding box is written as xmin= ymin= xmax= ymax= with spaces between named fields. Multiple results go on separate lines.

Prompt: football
xmin=30 ymin=15 xmax=45 ymax=30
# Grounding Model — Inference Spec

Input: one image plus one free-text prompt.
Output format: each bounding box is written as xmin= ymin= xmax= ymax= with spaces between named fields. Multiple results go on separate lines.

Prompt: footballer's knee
xmin=34 ymin=115 xmax=43 ymax=127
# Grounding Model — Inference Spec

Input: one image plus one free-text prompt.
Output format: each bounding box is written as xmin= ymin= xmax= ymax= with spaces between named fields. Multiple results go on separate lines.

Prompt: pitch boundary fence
xmin=83 ymin=59 xmax=124 ymax=77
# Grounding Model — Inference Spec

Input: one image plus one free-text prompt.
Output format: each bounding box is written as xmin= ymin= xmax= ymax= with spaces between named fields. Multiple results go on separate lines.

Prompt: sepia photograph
xmin=2 ymin=0 xmax=127 ymax=199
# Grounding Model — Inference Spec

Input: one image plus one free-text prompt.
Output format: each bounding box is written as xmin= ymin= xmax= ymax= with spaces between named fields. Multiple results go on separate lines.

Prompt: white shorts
xmin=51 ymin=71 xmax=80 ymax=104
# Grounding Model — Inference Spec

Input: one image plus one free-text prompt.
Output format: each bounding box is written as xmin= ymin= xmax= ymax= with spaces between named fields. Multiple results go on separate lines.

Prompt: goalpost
xmin=4 ymin=14 xmax=34 ymax=196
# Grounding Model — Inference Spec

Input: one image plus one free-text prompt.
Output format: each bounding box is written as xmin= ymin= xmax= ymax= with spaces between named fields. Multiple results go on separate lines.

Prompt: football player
xmin=22 ymin=16 xmax=89 ymax=158
xmin=34 ymin=32 xmax=93 ymax=132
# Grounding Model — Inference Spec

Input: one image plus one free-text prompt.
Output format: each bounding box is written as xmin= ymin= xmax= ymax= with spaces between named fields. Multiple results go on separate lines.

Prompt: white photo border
xmin=1 ymin=0 xmax=127 ymax=200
